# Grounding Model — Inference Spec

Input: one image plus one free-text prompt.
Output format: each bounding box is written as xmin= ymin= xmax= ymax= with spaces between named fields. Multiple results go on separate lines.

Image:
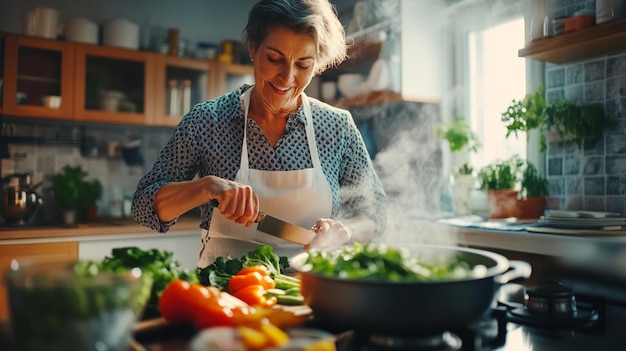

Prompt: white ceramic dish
xmin=547 ymin=210 xmax=622 ymax=218
xmin=41 ymin=95 xmax=61 ymax=108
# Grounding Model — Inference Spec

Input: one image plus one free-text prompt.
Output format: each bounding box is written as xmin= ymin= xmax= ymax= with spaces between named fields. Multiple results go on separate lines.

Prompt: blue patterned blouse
xmin=131 ymin=84 xmax=388 ymax=238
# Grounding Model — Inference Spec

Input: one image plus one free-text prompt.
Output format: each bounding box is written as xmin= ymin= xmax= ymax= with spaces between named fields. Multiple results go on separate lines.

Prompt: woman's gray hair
xmin=243 ymin=0 xmax=347 ymax=75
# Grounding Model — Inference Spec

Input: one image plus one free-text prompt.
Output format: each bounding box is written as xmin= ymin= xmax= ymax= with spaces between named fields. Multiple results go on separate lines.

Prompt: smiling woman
xmin=131 ymin=0 xmax=388 ymax=271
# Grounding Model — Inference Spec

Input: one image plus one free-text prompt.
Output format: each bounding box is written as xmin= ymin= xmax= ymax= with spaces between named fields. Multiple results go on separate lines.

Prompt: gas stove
xmin=328 ymin=281 xmax=626 ymax=351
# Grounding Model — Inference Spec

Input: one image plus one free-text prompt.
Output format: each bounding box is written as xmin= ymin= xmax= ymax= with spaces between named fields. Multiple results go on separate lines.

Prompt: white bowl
xmin=41 ymin=95 xmax=61 ymax=108
xmin=337 ymin=73 xmax=365 ymax=98
xmin=100 ymin=90 xmax=125 ymax=112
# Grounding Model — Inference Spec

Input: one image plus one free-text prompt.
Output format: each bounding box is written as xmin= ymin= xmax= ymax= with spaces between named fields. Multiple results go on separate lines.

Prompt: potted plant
xmin=500 ymin=85 xmax=548 ymax=151
xmin=543 ymin=99 xmax=614 ymax=149
xmin=501 ymin=85 xmax=614 ymax=150
xmin=435 ymin=116 xmax=481 ymax=215
xmin=52 ymin=165 xmax=103 ymax=224
xmin=517 ymin=161 xmax=549 ymax=219
xmin=477 ymin=156 xmax=523 ymax=219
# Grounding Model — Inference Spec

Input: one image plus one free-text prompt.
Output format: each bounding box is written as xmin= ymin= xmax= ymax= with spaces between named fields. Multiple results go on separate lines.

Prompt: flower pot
xmin=451 ymin=174 xmax=475 ymax=216
xmin=486 ymin=189 xmax=519 ymax=219
xmin=517 ymin=197 xmax=546 ymax=219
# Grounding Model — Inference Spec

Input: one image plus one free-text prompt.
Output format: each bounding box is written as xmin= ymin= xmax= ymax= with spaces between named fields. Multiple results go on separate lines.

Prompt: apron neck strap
xmin=240 ymin=88 xmax=322 ymax=170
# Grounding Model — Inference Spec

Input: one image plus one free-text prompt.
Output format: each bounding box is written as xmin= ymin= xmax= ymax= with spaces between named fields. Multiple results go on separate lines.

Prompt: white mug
xmin=25 ymin=7 xmax=59 ymax=39
xmin=65 ymin=17 xmax=98 ymax=44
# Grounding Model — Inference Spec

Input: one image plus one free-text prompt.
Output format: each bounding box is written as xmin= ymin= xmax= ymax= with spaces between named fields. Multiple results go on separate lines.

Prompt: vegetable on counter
xmin=101 ymin=246 xmax=198 ymax=318
xmin=197 ymin=245 xmax=305 ymax=306
xmin=158 ymin=279 xmax=293 ymax=350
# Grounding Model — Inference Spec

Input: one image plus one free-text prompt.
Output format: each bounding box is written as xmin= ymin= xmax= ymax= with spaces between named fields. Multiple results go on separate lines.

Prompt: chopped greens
xmin=301 ymin=243 xmax=480 ymax=282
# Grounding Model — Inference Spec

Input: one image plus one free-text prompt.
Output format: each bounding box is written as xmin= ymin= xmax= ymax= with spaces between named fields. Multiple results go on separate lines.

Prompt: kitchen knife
xmin=209 ymin=199 xmax=315 ymax=245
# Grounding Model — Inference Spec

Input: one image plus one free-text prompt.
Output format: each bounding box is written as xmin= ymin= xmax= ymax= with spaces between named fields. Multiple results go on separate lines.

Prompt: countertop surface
xmin=0 ymin=216 xmax=202 ymax=243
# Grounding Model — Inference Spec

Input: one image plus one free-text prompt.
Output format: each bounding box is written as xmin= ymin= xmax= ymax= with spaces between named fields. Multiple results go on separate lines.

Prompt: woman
xmin=132 ymin=0 xmax=388 ymax=268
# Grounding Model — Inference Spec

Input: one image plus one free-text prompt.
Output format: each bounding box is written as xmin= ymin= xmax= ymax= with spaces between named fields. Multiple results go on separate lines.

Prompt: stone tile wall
xmin=544 ymin=0 xmax=626 ymax=214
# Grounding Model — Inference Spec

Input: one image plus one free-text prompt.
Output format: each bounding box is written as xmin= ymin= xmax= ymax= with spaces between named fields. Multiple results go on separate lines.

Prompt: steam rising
xmin=368 ymin=102 xmax=460 ymax=246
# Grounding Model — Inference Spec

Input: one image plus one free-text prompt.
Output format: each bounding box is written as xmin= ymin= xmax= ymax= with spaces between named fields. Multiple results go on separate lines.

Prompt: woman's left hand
xmin=306 ymin=218 xmax=352 ymax=249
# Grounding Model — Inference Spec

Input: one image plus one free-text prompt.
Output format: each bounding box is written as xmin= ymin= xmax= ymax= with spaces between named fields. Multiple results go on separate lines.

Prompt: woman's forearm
xmin=154 ymin=178 xmax=211 ymax=222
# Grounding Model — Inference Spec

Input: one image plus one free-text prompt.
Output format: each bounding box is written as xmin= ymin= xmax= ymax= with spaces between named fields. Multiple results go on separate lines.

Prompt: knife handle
xmin=209 ymin=198 xmax=265 ymax=223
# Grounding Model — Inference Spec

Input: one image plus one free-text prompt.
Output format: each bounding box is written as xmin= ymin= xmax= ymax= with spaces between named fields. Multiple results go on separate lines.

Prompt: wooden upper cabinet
xmin=0 ymin=32 xmax=255 ymax=126
xmin=1 ymin=34 xmax=74 ymax=119
xmin=519 ymin=19 xmax=626 ymax=63
xmin=153 ymin=55 xmax=210 ymax=127
xmin=73 ymin=43 xmax=156 ymax=125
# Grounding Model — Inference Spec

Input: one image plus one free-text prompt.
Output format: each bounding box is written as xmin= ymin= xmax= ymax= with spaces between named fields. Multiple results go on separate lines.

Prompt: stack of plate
xmin=537 ymin=210 xmax=626 ymax=230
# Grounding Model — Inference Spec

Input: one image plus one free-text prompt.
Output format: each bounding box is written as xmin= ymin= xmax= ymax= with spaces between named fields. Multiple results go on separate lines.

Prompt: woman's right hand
xmin=206 ymin=176 xmax=259 ymax=227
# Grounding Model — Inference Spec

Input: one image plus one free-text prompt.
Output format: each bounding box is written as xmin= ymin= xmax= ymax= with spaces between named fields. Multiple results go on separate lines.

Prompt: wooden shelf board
xmin=519 ymin=19 xmax=626 ymax=63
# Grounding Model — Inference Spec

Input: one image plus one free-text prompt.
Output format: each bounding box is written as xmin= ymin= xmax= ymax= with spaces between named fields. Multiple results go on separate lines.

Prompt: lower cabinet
xmin=0 ymin=241 xmax=79 ymax=320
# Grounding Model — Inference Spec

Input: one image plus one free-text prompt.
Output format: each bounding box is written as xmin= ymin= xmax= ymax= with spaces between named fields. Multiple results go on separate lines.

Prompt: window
xmin=467 ymin=18 xmax=526 ymax=171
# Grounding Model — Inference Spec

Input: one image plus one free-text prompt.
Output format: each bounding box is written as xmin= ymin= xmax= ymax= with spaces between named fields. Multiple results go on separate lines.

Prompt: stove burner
xmin=506 ymin=281 xmax=600 ymax=329
xmin=336 ymin=330 xmax=462 ymax=351
xmin=525 ymin=281 xmax=576 ymax=315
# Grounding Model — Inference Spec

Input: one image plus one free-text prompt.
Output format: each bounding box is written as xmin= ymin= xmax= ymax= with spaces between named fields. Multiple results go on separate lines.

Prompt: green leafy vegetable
xmin=100 ymin=247 xmax=198 ymax=319
xmin=302 ymin=243 xmax=476 ymax=282
xmin=197 ymin=245 xmax=295 ymax=292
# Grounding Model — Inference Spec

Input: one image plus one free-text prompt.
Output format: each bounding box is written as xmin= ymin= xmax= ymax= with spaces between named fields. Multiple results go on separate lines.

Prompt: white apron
xmin=197 ymin=89 xmax=332 ymax=268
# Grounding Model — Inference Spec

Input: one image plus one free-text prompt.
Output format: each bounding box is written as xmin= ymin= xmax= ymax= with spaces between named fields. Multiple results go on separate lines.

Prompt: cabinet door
xmin=153 ymin=55 xmax=210 ymax=127
xmin=0 ymin=241 xmax=78 ymax=320
xmin=74 ymin=44 xmax=156 ymax=125
xmin=1 ymin=34 xmax=74 ymax=119
xmin=209 ymin=62 xmax=254 ymax=99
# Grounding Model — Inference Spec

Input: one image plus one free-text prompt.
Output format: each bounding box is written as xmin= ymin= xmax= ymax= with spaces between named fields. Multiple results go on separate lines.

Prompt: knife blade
xmin=209 ymin=199 xmax=314 ymax=245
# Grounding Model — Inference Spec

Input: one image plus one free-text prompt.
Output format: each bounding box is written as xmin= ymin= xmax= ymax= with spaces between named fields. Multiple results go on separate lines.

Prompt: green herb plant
xmin=520 ymin=161 xmax=549 ymax=198
xmin=435 ymin=115 xmax=481 ymax=175
xmin=501 ymin=85 xmax=614 ymax=151
xmin=543 ymin=99 xmax=614 ymax=149
xmin=477 ymin=155 xmax=523 ymax=190
xmin=52 ymin=165 xmax=103 ymax=220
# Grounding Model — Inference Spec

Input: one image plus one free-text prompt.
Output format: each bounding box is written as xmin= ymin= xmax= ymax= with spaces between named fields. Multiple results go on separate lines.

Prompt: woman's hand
xmin=306 ymin=218 xmax=352 ymax=250
xmin=206 ymin=176 xmax=259 ymax=227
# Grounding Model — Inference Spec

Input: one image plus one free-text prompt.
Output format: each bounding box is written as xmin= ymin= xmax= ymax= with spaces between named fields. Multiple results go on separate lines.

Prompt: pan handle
xmin=494 ymin=260 xmax=532 ymax=285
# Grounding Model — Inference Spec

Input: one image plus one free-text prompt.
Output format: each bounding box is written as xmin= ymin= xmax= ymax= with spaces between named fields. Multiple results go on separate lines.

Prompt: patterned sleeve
xmin=131 ymin=111 xmax=200 ymax=233
xmin=338 ymin=110 xmax=389 ymax=240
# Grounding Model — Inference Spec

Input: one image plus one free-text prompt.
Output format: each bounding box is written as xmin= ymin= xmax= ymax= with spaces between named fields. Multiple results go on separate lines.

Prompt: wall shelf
xmin=518 ymin=19 xmax=626 ymax=63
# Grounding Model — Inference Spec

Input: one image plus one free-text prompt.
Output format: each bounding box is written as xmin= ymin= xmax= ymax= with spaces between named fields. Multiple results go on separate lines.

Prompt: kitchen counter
xmin=2 ymin=214 xmax=625 ymax=296
xmin=0 ymin=216 xmax=202 ymax=244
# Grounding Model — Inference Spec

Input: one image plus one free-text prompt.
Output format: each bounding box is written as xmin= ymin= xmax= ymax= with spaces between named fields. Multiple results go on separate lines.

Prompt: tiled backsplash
xmin=1 ymin=118 xmax=173 ymax=225
xmin=544 ymin=0 xmax=626 ymax=214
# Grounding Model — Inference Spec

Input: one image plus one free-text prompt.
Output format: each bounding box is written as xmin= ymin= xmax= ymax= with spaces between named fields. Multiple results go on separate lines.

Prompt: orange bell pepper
xmin=229 ymin=271 xmax=276 ymax=293
xmin=233 ymin=284 xmax=278 ymax=308
xmin=237 ymin=265 xmax=271 ymax=277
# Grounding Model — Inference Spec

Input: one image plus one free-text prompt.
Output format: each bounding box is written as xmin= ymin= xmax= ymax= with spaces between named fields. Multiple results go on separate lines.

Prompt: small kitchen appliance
xmin=0 ymin=173 xmax=43 ymax=225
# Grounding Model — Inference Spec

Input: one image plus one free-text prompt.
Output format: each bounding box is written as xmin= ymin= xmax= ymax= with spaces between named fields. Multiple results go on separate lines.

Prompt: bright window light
xmin=468 ymin=18 xmax=526 ymax=170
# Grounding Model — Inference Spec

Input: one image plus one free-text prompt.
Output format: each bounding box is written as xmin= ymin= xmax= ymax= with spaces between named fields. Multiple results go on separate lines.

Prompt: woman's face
xmin=250 ymin=26 xmax=317 ymax=113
